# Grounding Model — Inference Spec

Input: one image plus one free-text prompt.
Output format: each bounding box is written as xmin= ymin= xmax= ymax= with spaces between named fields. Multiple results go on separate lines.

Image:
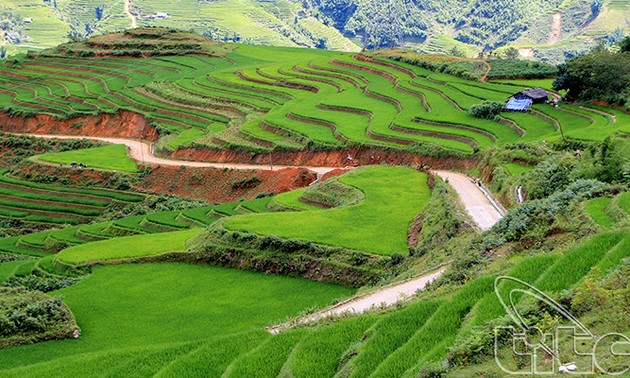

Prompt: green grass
xmin=1 ymin=41 xmax=624 ymax=152
xmin=0 ymin=173 xmax=144 ymax=202
xmin=534 ymin=232 xmax=625 ymax=292
xmin=371 ymin=275 xmax=497 ymax=377
xmin=586 ymin=197 xmax=614 ymax=228
xmin=347 ymin=300 xmax=443 ymax=378
xmin=225 ymin=330 xmax=306 ymax=377
xmin=288 ymin=315 xmax=378 ymax=378
xmin=504 ymin=162 xmax=534 ymax=176
xmin=57 ymin=229 xmax=201 ymax=264
xmin=0 ymin=261 xmax=27 ymax=282
xmin=0 ymin=263 xmax=354 ymax=374
xmin=618 ymin=192 xmax=630 ymax=215
xmin=225 ymin=166 xmax=431 ymax=255
xmin=493 ymin=78 xmax=556 ymax=90
xmin=37 ymin=144 xmax=139 ymax=173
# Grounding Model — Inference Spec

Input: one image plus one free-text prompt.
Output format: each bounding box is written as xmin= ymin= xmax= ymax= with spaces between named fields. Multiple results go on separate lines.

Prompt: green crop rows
xmin=0 ymin=170 xmax=143 ymax=227
xmin=1 ymin=42 xmax=626 ymax=153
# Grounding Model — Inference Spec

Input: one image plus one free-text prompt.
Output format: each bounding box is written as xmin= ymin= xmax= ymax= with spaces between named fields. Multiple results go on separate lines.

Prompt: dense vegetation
xmin=0 ymin=287 xmax=78 ymax=348
xmin=553 ymin=38 xmax=630 ymax=108
xmin=2 ymin=0 xmax=625 ymax=63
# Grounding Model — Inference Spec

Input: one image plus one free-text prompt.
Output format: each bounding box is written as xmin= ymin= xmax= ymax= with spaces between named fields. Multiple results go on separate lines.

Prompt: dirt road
xmin=125 ymin=0 xmax=137 ymax=29
xmin=267 ymin=268 xmax=445 ymax=334
xmin=432 ymin=170 xmax=503 ymax=230
xmin=14 ymin=134 xmax=341 ymax=175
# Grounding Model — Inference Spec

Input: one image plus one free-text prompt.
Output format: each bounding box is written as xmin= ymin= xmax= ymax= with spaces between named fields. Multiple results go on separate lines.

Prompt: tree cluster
xmin=553 ymin=38 xmax=630 ymax=107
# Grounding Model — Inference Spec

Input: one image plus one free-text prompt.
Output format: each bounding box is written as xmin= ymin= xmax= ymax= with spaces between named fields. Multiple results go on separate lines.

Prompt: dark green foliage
xmin=620 ymin=36 xmax=630 ymax=53
xmin=0 ymin=254 xmax=29 ymax=263
xmin=486 ymin=59 xmax=557 ymax=79
xmin=350 ymin=252 xmax=369 ymax=266
xmin=306 ymin=0 xmax=566 ymax=50
xmin=524 ymin=138 xmax=629 ymax=200
xmin=390 ymin=253 xmax=404 ymax=265
xmin=1 ymin=274 xmax=79 ymax=292
xmin=488 ymin=179 xmax=608 ymax=245
xmin=414 ymin=179 xmax=461 ymax=256
xmin=469 ymin=101 xmax=503 ymax=119
xmin=524 ymin=154 xmax=576 ymax=199
xmin=553 ymin=47 xmax=630 ymax=107
xmin=0 ymin=287 xmax=78 ymax=348
xmin=301 ymin=177 xmax=365 ymax=208
xmin=186 ymin=225 xmax=386 ymax=287
xmin=388 ymin=54 xmax=482 ymax=81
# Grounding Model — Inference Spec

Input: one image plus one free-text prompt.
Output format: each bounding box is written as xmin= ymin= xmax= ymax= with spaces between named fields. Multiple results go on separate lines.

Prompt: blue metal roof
xmin=505 ymin=97 xmax=532 ymax=111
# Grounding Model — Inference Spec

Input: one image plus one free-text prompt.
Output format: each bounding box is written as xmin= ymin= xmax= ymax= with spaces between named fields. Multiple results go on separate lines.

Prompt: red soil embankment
xmin=0 ymin=111 xmax=158 ymax=142
xmin=138 ymin=166 xmax=317 ymax=202
xmin=172 ymin=147 xmax=478 ymax=171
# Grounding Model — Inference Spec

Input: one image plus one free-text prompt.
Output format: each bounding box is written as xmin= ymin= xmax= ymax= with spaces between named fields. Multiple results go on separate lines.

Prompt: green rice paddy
xmin=225 ymin=166 xmax=431 ymax=255
xmin=38 ymin=144 xmax=139 ymax=172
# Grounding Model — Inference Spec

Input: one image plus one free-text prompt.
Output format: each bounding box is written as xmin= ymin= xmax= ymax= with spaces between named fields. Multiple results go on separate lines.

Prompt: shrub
xmin=350 ymin=252 xmax=369 ymax=266
xmin=469 ymin=101 xmax=504 ymax=119
xmin=0 ymin=287 xmax=78 ymax=348
xmin=390 ymin=253 xmax=405 ymax=265
xmin=1 ymin=274 xmax=79 ymax=292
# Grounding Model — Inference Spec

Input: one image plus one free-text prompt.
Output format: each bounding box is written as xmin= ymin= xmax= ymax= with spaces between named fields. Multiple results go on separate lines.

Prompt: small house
xmin=24 ymin=18 xmax=33 ymax=24
xmin=517 ymin=88 xmax=550 ymax=104
xmin=155 ymin=12 xmax=169 ymax=19
xmin=504 ymin=88 xmax=550 ymax=111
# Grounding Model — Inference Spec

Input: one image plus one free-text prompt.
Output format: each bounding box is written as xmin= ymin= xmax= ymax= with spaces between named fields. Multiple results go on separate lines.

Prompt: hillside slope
xmin=1 ymin=0 xmax=627 ymax=60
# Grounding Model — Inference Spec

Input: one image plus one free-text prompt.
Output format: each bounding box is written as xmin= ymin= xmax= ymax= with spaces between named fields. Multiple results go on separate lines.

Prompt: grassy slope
xmin=0 ymin=263 xmax=354 ymax=373
xmin=37 ymin=144 xmax=139 ymax=172
xmin=224 ymin=166 xmax=430 ymax=255
xmin=57 ymin=228 xmax=201 ymax=264
xmin=586 ymin=197 xmax=614 ymax=228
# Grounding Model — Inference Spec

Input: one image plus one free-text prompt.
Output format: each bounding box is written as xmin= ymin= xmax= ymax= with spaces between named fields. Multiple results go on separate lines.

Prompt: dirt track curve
xmin=432 ymin=170 xmax=504 ymax=231
xmin=125 ymin=0 xmax=137 ymax=29
xmin=17 ymin=135 xmax=506 ymax=225
xmin=15 ymin=134 xmax=340 ymax=175
xmin=267 ymin=268 xmax=445 ymax=334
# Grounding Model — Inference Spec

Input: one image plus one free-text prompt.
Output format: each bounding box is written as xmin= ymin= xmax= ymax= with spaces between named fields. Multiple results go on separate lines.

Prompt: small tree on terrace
xmin=503 ymin=47 xmax=519 ymax=60
xmin=469 ymin=101 xmax=504 ymax=119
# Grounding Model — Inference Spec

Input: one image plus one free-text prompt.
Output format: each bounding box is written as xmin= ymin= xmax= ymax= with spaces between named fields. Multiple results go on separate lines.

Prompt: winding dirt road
xmin=15 ymin=134 xmax=339 ymax=175
xmin=125 ymin=0 xmax=137 ymax=29
xmin=267 ymin=268 xmax=444 ymax=334
xmin=17 ymin=135 xmax=506 ymax=227
xmin=433 ymin=170 xmax=503 ymax=231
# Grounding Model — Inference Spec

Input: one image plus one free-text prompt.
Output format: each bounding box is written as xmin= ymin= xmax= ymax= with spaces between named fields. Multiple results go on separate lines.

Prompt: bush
xmin=0 ymin=287 xmax=78 ymax=348
xmin=351 ymin=252 xmax=369 ymax=266
xmin=1 ymin=274 xmax=79 ymax=292
xmin=469 ymin=101 xmax=504 ymax=119
xmin=390 ymin=253 xmax=405 ymax=265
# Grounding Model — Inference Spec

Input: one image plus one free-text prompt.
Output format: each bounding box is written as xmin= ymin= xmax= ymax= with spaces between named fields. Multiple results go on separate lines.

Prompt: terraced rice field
xmin=0 ymin=194 xmax=273 ymax=258
xmin=1 ymin=230 xmax=626 ymax=377
xmin=224 ymin=166 xmax=431 ymax=255
xmin=37 ymin=144 xmax=139 ymax=172
xmin=1 ymin=43 xmax=626 ymax=152
xmin=0 ymin=170 xmax=143 ymax=226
